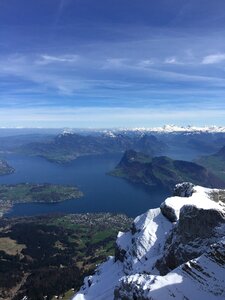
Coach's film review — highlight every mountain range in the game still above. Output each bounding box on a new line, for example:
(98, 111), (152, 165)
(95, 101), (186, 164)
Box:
(18, 132), (166, 163)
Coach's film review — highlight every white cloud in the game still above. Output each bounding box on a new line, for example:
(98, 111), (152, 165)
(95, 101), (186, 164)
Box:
(37, 54), (79, 65)
(164, 57), (178, 64)
(202, 53), (225, 64)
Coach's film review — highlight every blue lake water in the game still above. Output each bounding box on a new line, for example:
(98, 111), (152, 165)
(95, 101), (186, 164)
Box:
(0, 154), (170, 218)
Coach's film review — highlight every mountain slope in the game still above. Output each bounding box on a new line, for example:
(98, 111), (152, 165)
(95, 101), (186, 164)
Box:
(197, 145), (225, 180)
(73, 183), (225, 300)
(110, 150), (225, 189)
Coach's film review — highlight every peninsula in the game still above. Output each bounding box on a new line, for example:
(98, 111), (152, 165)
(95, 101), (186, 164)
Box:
(110, 150), (225, 190)
(0, 183), (83, 216)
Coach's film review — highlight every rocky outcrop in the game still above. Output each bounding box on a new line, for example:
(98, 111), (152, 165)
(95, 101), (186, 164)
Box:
(156, 204), (225, 275)
(173, 182), (194, 197)
(114, 240), (225, 300)
(73, 183), (225, 300)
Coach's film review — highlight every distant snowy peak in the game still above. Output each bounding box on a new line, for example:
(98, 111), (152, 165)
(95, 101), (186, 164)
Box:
(60, 128), (75, 136)
(102, 130), (117, 138)
(130, 125), (225, 133)
(101, 125), (225, 137)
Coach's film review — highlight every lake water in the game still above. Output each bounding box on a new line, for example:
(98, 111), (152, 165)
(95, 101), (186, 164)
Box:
(0, 154), (170, 218)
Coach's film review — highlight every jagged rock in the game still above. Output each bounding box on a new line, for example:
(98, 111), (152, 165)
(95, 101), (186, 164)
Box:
(73, 184), (225, 300)
(160, 201), (177, 222)
(114, 240), (225, 300)
(156, 205), (225, 275)
(173, 182), (195, 197)
(160, 182), (195, 222)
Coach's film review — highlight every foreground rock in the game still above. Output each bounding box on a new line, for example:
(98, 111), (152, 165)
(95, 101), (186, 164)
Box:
(73, 183), (225, 300)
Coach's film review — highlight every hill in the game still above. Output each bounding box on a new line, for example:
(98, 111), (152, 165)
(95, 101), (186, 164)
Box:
(110, 150), (225, 189)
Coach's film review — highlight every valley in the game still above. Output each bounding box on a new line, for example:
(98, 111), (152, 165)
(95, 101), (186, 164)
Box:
(0, 213), (132, 299)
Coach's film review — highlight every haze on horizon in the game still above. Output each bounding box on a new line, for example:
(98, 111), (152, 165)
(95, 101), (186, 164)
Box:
(1, 0), (225, 128)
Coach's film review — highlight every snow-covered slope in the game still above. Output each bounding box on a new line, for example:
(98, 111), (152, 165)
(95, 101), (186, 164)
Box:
(73, 183), (225, 300)
(115, 239), (225, 300)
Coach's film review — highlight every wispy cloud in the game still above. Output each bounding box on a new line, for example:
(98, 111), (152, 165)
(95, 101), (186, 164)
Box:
(164, 57), (178, 64)
(1, 2), (225, 128)
(36, 54), (79, 65)
(202, 53), (225, 64)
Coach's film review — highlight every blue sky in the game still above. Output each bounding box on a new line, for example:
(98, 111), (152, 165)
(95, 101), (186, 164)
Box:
(1, 0), (225, 127)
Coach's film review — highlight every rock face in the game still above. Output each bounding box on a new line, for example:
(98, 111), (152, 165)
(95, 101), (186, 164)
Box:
(173, 182), (195, 197)
(114, 240), (225, 300)
(73, 183), (225, 300)
(156, 205), (225, 275)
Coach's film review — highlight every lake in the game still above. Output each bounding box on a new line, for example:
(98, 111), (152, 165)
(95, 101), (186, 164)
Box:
(0, 154), (170, 218)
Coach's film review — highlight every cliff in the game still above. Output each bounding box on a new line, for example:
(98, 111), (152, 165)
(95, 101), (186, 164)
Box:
(73, 182), (225, 300)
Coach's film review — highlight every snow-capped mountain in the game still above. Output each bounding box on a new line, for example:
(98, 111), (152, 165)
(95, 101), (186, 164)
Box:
(73, 183), (225, 300)
(151, 125), (225, 133)
(121, 125), (225, 134)
(58, 125), (225, 136)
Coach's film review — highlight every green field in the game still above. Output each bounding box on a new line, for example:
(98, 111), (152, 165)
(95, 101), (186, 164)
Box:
(0, 213), (132, 300)
(0, 183), (83, 216)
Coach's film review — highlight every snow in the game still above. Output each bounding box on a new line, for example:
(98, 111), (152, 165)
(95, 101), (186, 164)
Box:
(93, 125), (225, 137)
(73, 185), (225, 300)
(119, 208), (173, 274)
(130, 125), (225, 133)
(61, 128), (74, 135)
(73, 257), (124, 300)
(161, 186), (224, 221)
(118, 240), (225, 299)
(116, 231), (131, 252)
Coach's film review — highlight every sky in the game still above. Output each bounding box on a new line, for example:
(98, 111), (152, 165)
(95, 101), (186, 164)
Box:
(1, 0), (225, 128)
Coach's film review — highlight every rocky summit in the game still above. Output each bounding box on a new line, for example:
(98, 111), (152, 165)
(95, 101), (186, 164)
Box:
(73, 183), (225, 300)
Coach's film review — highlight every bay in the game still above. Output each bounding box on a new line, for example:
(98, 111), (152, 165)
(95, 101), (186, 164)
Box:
(0, 154), (169, 218)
